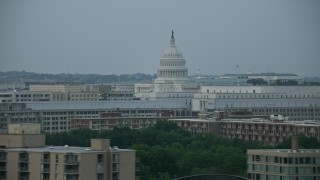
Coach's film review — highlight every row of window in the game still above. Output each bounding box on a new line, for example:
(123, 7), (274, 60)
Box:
(43, 126), (68, 130)
(15, 94), (50, 98)
(43, 121), (68, 125)
(250, 155), (320, 164)
(200, 94), (315, 99)
(249, 173), (318, 180)
(249, 164), (320, 174)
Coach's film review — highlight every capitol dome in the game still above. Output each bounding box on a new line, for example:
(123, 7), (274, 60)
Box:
(161, 34), (184, 59)
(155, 31), (189, 83)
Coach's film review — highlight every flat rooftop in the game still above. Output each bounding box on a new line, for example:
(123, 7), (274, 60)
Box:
(248, 149), (320, 155)
(221, 119), (320, 127)
(4, 146), (134, 153)
(169, 118), (217, 122)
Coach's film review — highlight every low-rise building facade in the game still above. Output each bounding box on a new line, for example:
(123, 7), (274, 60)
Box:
(0, 124), (136, 180)
(0, 100), (192, 133)
(168, 118), (220, 136)
(220, 119), (320, 146)
(248, 148), (320, 180)
(247, 137), (320, 180)
(193, 86), (320, 121)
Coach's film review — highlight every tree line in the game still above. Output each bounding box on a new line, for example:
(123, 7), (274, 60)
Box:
(46, 121), (320, 179)
(0, 71), (155, 84)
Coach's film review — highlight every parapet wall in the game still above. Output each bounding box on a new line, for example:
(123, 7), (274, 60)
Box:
(8, 123), (41, 134)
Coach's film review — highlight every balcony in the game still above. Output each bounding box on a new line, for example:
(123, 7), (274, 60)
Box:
(0, 166), (6, 171)
(42, 168), (50, 173)
(18, 176), (29, 180)
(42, 159), (50, 164)
(19, 158), (29, 162)
(0, 157), (6, 162)
(97, 163), (105, 173)
(0, 175), (7, 180)
(19, 167), (29, 172)
(64, 169), (79, 174)
(64, 177), (78, 180)
(112, 158), (119, 163)
(64, 160), (79, 165)
(112, 164), (119, 172)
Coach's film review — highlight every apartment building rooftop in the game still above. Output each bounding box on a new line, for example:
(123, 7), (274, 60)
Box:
(0, 124), (137, 180)
(248, 149), (320, 154)
(4, 145), (135, 153)
(247, 136), (320, 179)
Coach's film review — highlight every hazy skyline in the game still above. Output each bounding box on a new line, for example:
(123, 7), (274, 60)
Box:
(1, 0), (319, 77)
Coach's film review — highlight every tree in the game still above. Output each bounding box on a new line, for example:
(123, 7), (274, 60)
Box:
(304, 81), (320, 86)
(247, 78), (268, 86)
(274, 80), (299, 86)
(276, 135), (320, 149)
(46, 121), (270, 179)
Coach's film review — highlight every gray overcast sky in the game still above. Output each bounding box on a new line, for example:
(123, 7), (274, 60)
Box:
(1, 0), (319, 77)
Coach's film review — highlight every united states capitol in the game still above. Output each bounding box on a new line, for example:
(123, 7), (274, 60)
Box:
(0, 31), (319, 143)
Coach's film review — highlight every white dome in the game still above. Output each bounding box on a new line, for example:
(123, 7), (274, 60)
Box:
(161, 39), (184, 59)
(155, 31), (189, 83)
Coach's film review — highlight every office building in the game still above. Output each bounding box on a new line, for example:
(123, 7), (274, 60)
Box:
(193, 86), (320, 121)
(0, 99), (192, 133)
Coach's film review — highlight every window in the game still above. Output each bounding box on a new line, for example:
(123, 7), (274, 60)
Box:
(306, 157), (311, 164)
(98, 154), (104, 163)
(299, 157), (304, 164)
(255, 155), (260, 161)
(112, 154), (119, 163)
(98, 173), (104, 180)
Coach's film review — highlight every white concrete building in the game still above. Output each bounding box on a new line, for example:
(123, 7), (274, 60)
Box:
(220, 73), (304, 85)
(103, 84), (135, 101)
(193, 86), (320, 121)
(0, 91), (53, 103)
(29, 84), (86, 93)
